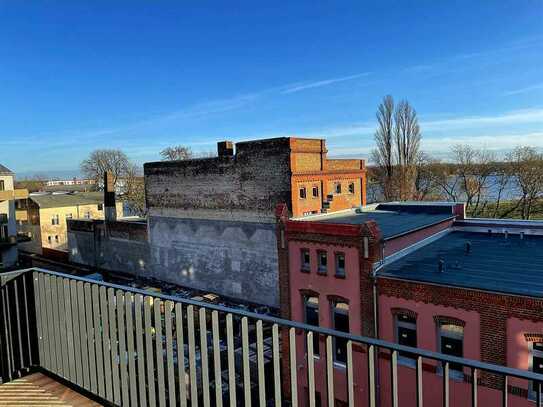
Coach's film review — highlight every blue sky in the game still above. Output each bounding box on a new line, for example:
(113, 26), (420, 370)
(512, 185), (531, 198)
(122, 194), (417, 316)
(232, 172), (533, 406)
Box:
(1, 1), (542, 177)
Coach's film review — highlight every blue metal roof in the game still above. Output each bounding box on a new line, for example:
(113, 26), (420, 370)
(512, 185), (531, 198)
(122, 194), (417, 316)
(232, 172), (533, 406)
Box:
(378, 231), (543, 298)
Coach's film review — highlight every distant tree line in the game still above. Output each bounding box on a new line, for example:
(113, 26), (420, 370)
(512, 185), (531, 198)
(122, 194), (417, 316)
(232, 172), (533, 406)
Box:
(370, 95), (543, 219)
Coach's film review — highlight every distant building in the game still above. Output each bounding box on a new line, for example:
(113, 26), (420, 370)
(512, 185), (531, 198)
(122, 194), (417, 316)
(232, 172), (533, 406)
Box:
(277, 202), (543, 406)
(68, 137), (366, 307)
(45, 178), (96, 187)
(0, 164), (28, 269)
(17, 191), (123, 257)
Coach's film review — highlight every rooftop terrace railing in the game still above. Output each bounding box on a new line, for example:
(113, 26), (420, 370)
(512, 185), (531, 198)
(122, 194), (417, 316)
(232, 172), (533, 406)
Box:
(0, 267), (542, 407)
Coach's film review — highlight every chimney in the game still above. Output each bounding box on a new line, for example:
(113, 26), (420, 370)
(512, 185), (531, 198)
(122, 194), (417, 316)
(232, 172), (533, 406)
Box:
(217, 141), (234, 157)
(104, 171), (117, 222)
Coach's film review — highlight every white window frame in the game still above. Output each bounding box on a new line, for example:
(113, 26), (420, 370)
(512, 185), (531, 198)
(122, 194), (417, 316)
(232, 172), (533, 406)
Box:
(395, 314), (417, 367)
(437, 323), (464, 380)
(529, 342), (543, 401)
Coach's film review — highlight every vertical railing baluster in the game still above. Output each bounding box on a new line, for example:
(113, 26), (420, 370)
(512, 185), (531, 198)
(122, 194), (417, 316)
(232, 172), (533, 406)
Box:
(49, 277), (61, 376)
(117, 290), (129, 406)
(64, 279), (76, 384)
(57, 278), (68, 378)
(502, 375), (508, 407)
(368, 345), (376, 407)
(135, 294), (147, 407)
(22, 274), (33, 368)
(78, 281), (90, 389)
(391, 350), (398, 407)
(154, 298), (166, 407)
(537, 381), (541, 407)
(1, 282), (14, 379)
(175, 303), (187, 407)
(12, 280), (25, 374)
(416, 356), (423, 407)
(272, 324), (281, 407)
(70, 280), (82, 386)
(125, 292), (138, 407)
(289, 327), (298, 407)
(443, 362), (449, 407)
(241, 316), (251, 407)
(226, 313), (237, 407)
(84, 283), (97, 394)
(256, 320), (266, 407)
(471, 368), (478, 407)
(200, 308), (211, 407)
(144, 296), (156, 407)
(92, 284), (105, 399)
(32, 272), (43, 368)
(108, 287), (120, 405)
(326, 335), (334, 407)
(100, 286), (113, 402)
(165, 300), (177, 407)
(45, 275), (57, 374)
(307, 331), (315, 407)
(212, 310), (223, 407)
(187, 305), (198, 407)
(346, 340), (354, 407)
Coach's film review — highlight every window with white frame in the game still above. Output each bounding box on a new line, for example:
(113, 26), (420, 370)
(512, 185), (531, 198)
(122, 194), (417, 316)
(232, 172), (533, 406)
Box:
(317, 251), (327, 274)
(334, 182), (341, 194)
(304, 296), (320, 356)
(299, 186), (307, 199)
(395, 313), (417, 364)
(348, 182), (355, 194)
(0, 180), (4, 191)
(438, 323), (464, 376)
(530, 342), (543, 400)
(332, 301), (349, 364)
(300, 248), (310, 272)
(51, 214), (60, 225)
(312, 186), (319, 198)
(335, 253), (345, 277)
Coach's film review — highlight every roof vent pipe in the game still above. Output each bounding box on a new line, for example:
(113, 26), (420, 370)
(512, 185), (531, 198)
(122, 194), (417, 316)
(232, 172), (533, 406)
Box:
(465, 241), (471, 254)
(438, 258), (445, 273)
(504, 230), (509, 240)
(520, 231), (525, 240)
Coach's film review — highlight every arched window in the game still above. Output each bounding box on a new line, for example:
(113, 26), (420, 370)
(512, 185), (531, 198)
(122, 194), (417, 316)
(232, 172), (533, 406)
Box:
(435, 316), (465, 376)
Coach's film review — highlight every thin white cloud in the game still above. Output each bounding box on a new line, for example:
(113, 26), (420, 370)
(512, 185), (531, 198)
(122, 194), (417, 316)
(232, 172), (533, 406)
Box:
(504, 83), (543, 96)
(422, 132), (543, 152)
(281, 72), (371, 94)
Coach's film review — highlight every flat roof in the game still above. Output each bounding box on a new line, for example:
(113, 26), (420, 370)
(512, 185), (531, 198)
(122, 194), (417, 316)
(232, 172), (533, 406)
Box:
(29, 192), (103, 208)
(303, 202), (457, 239)
(378, 231), (543, 298)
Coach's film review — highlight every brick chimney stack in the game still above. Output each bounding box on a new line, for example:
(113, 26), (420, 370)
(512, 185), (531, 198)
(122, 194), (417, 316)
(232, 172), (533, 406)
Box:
(104, 171), (117, 222)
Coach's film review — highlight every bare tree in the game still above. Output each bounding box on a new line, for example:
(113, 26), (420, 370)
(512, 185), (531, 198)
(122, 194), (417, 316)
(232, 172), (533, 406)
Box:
(507, 146), (543, 219)
(413, 152), (439, 200)
(80, 149), (130, 187)
(430, 162), (462, 202)
(394, 100), (421, 200)
(160, 145), (193, 161)
(371, 95), (395, 200)
(122, 164), (146, 217)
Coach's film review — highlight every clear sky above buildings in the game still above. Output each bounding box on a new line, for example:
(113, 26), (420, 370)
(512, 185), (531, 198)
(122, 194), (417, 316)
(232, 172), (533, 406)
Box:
(1, 1), (542, 176)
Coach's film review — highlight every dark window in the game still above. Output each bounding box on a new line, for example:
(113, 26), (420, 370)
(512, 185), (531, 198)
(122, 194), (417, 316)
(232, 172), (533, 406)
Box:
(0, 180), (4, 191)
(439, 324), (464, 373)
(335, 253), (345, 277)
(51, 215), (59, 225)
(299, 187), (307, 199)
(312, 186), (319, 198)
(304, 296), (320, 355)
(396, 314), (417, 361)
(531, 343), (543, 400)
(348, 182), (355, 194)
(317, 251), (327, 274)
(301, 249), (310, 272)
(98, 203), (104, 211)
(335, 183), (342, 194)
(54, 235), (59, 243)
(332, 302), (349, 363)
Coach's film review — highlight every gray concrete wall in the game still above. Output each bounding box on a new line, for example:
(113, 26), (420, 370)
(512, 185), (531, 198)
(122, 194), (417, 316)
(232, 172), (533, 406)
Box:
(68, 217), (279, 307)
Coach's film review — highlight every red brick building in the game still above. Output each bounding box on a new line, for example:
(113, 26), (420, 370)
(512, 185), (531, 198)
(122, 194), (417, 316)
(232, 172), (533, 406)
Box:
(277, 203), (543, 406)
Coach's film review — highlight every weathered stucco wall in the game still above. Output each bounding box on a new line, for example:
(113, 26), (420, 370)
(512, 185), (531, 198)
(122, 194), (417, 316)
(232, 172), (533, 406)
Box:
(68, 217), (279, 307)
(144, 137), (293, 222)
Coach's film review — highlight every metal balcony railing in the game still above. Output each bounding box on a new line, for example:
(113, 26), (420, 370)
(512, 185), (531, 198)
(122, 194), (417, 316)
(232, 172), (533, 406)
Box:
(0, 267), (542, 407)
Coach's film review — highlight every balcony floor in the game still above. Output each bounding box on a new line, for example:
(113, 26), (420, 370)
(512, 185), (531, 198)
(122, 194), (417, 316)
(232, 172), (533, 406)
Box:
(0, 373), (101, 406)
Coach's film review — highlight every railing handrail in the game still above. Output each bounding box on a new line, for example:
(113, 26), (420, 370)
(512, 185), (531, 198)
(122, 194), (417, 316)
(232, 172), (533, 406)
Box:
(7, 266), (543, 383)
